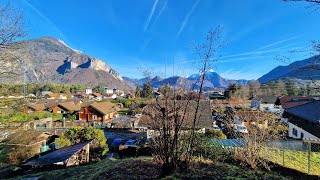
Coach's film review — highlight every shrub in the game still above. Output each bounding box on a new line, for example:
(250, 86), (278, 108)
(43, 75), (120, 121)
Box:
(54, 126), (108, 160)
(205, 130), (227, 139)
(33, 111), (52, 119)
(65, 114), (76, 121)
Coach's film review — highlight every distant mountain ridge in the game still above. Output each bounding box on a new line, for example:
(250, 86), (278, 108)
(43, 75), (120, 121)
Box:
(124, 72), (249, 89)
(258, 56), (320, 83)
(0, 37), (132, 90)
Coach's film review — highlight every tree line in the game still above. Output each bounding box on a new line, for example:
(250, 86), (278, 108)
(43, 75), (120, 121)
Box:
(224, 79), (320, 99)
(0, 83), (86, 96)
(135, 82), (154, 98)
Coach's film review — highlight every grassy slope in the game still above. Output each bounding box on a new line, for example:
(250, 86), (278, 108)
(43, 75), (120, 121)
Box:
(262, 148), (320, 176)
(17, 158), (291, 180)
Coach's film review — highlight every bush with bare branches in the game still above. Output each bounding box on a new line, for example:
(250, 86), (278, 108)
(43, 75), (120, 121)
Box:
(140, 27), (224, 175)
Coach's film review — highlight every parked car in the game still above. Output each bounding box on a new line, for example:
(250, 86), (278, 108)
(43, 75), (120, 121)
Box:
(265, 107), (281, 114)
(212, 125), (221, 131)
(124, 139), (139, 146)
(119, 139), (140, 150)
(111, 138), (126, 151)
(235, 125), (248, 134)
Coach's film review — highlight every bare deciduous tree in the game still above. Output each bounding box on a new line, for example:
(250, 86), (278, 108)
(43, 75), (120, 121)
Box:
(0, 2), (27, 79)
(187, 26), (224, 161)
(0, 2), (26, 46)
(140, 27), (224, 175)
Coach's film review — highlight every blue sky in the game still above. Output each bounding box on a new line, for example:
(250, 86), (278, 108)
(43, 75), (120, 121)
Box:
(10, 0), (320, 80)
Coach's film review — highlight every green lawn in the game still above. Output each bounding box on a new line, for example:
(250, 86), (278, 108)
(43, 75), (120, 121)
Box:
(118, 108), (129, 115)
(52, 113), (63, 121)
(262, 147), (320, 176)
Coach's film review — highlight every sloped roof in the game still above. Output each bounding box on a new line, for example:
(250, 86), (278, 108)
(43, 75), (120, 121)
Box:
(28, 104), (46, 111)
(287, 101), (320, 123)
(34, 99), (81, 109)
(2, 131), (49, 146)
(92, 92), (102, 97)
(80, 101), (96, 108)
(278, 96), (315, 109)
(58, 101), (80, 112)
(35, 99), (60, 109)
(90, 102), (120, 115)
(24, 140), (93, 167)
(47, 93), (66, 98)
(236, 110), (272, 122)
(139, 100), (212, 129)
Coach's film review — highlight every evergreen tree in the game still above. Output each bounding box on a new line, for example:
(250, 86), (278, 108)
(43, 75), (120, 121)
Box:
(142, 82), (153, 98)
(135, 85), (141, 98)
(158, 85), (172, 96)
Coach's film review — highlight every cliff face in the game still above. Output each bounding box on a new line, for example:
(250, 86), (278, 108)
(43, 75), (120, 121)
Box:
(0, 37), (130, 89)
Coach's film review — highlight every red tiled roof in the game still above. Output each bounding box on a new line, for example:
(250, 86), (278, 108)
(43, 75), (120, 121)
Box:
(279, 96), (315, 110)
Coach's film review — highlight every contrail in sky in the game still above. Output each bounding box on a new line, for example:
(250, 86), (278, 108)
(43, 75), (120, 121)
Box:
(176, 0), (200, 38)
(144, 0), (159, 32)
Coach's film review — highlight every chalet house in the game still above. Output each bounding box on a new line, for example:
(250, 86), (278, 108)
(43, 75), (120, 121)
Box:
(73, 93), (93, 99)
(251, 96), (277, 110)
(24, 140), (93, 167)
(285, 101), (320, 140)
(24, 104), (47, 113)
(85, 88), (92, 94)
(45, 93), (67, 100)
(103, 93), (117, 99)
(235, 110), (272, 129)
(92, 92), (103, 101)
(52, 101), (81, 114)
(104, 87), (114, 94)
(138, 100), (213, 136)
(41, 91), (53, 97)
(77, 101), (120, 125)
(209, 91), (224, 99)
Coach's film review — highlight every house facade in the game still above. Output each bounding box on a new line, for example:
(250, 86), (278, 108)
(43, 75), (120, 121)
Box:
(288, 122), (318, 139)
(92, 92), (103, 101)
(52, 101), (80, 114)
(85, 88), (92, 95)
(45, 93), (67, 100)
(23, 104), (46, 113)
(234, 110), (270, 129)
(77, 102), (119, 125)
(251, 96), (277, 110)
(285, 101), (320, 140)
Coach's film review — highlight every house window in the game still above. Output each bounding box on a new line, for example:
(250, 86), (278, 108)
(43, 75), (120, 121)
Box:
(292, 128), (298, 136)
(92, 115), (97, 120)
(301, 132), (304, 139)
